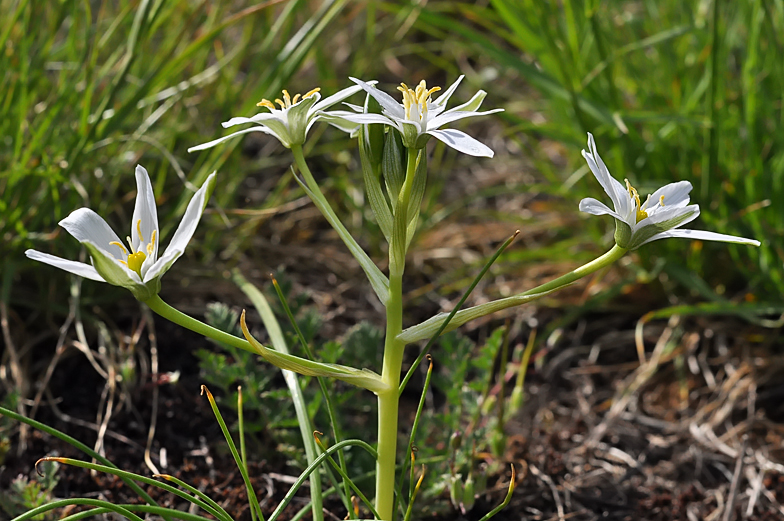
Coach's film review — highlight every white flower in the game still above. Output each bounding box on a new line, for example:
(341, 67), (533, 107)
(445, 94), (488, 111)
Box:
(26, 165), (216, 301)
(579, 133), (760, 250)
(188, 84), (368, 151)
(320, 75), (503, 157)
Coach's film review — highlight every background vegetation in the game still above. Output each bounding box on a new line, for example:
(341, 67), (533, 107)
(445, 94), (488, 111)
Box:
(1, 0), (782, 517)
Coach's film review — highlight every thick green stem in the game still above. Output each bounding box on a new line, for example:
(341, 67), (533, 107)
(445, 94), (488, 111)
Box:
(375, 148), (419, 520)
(144, 294), (255, 353)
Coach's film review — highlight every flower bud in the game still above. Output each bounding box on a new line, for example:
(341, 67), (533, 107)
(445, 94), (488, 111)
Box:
(449, 474), (463, 510)
(461, 473), (476, 513)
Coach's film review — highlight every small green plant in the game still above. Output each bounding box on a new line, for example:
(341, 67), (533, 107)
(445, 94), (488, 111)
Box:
(0, 459), (59, 521)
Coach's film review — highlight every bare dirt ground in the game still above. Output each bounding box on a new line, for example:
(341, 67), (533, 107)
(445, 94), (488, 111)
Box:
(3, 144), (784, 521)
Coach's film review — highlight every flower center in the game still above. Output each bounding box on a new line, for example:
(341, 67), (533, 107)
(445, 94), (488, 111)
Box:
(625, 179), (665, 223)
(397, 80), (441, 121)
(109, 220), (157, 277)
(256, 88), (321, 111)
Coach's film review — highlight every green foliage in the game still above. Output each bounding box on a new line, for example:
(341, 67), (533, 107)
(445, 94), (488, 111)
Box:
(0, 459), (59, 521)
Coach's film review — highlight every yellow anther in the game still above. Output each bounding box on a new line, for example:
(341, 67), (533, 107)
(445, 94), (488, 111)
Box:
(292, 93), (301, 104)
(282, 90), (292, 107)
(146, 230), (157, 256)
(109, 241), (128, 256)
(136, 219), (144, 243)
(624, 179), (649, 222)
(274, 98), (286, 110)
(303, 87), (320, 98)
(256, 99), (276, 109)
(127, 251), (147, 277)
(659, 195), (665, 207)
(126, 236), (135, 253)
(398, 80), (441, 121)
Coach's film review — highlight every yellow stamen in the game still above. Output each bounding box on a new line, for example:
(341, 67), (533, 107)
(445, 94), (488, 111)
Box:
(126, 236), (135, 253)
(109, 241), (128, 256)
(659, 195), (665, 207)
(119, 260), (128, 266)
(146, 230), (157, 256)
(282, 90), (292, 107)
(398, 80), (441, 121)
(291, 93), (301, 104)
(136, 219), (144, 243)
(625, 179), (648, 223)
(274, 98), (286, 110)
(258, 88), (320, 111)
(303, 87), (321, 98)
(256, 99), (276, 109)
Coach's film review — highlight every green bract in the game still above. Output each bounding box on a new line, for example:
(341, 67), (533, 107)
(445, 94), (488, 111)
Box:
(26, 166), (215, 301)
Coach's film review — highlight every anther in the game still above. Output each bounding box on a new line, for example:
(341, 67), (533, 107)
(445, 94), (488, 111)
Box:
(659, 195), (665, 207)
(303, 87), (321, 98)
(136, 219), (144, 243)
(109, 241), (128, 256)
(257, 99), (276, 109)
(282, 90), (292, 107)
(275, 98), (286, 110)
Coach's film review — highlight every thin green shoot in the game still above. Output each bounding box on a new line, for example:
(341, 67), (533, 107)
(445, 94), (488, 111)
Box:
(200, 386), (265, 521)
(270, 275), (354, 514)
(476, 465), (516, 521)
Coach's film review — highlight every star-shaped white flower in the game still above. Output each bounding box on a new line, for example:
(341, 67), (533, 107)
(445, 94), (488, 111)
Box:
(188, 84), (368, 151)
(26, 165), (216, 301)
(578, 133), (759, 250)
(320, 75), (503, 157)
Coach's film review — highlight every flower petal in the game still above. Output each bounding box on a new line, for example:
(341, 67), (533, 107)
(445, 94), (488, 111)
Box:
(428, 128), (494, 157)
(311, 83), (369, 112)
(349, 77), (405, 119)
(188, 127), (279, 152)
(638, 229), (761, 247)
(638, 204), (699, 229)
(583, 133), (629, 216)
(59, 208), (125, 260)
(319, 110), (393, 126)
(25, 250), (105, 281)
(427, 108), (503, 131)
(441, 89), (489, 114)
(578, 198), (622, 219)
(132, 165), (159, 270)
(432, 75), (464, 108)
(145, 173), (216, 282)
(648, 180), (692, 209)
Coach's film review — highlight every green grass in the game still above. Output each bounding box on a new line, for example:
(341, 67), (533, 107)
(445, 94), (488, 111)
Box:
(401, 0), (780, 299)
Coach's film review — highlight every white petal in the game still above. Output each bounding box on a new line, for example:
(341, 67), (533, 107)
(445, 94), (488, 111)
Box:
(25, 250), (105, 281)
(349, 77), (405, 119)
(428, 128), (494, 157)
(442, 89), (489, 114)
(223, 114), (280, 127)
(188, 127), (279, 152)
(578, 198), (622, 219)
(427, 108), (503, 131)
(648, 180), (692, 209)
(583, 133), (629, 216)
(638, 204), (699, 229)
(311, 84), (365, 112)
(132, 165), (159, 263)
(638, 229), (761, 247)
(320, 111), (393, 126)
(432, 75), (464, 108)
(59, 208), (125, 260)
(341, 102), (365, 113)
(145, 173), (215, 282)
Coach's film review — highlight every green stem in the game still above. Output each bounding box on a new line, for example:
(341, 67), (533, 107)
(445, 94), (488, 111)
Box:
(397, 244), (628, 344)
(143, 294), (254, 353)
(376, 148), (420, 521)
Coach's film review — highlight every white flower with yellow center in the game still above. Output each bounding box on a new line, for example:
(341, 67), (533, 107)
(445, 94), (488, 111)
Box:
(188, 84), (368, 151)
(321, 75), (503, 156)
(579, 133), (760, 249)
(26, 165), (216, 301)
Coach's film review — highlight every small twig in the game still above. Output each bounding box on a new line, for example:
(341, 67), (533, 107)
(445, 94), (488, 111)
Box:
(1, 300), (29, 453)
(530, 464), (565, 521)
(722, 436), (747, 521)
